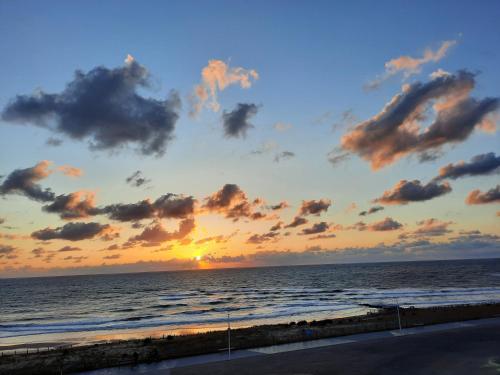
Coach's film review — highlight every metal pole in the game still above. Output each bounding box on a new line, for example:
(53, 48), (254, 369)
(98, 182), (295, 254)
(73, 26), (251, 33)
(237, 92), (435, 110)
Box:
(227, 313), (231, 360)
(395, 299), (402, 332)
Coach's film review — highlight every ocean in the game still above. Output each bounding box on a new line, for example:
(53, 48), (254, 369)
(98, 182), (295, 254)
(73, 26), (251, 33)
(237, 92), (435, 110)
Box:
(2, 258), (500, 347)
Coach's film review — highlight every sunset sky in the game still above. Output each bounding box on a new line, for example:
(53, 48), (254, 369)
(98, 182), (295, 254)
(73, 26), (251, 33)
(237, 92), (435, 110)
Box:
(0, 0), (499, 277)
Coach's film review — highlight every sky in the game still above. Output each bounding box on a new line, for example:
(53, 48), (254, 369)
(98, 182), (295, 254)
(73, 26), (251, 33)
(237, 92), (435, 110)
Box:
(0, 0), (499, 278)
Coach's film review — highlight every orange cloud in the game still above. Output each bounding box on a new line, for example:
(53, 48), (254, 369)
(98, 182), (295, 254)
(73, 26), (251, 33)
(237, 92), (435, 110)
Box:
(57, 165), (83, 178)
(190, 59), (258, 115)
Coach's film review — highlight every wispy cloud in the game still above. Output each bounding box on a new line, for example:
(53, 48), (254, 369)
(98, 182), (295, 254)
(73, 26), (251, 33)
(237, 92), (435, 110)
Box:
(365, 40), (457, 90)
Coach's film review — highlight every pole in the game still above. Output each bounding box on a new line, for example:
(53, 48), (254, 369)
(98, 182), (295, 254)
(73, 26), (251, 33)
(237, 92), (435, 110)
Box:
(227, 313), (231, 360)
(395, 299), (402, 332)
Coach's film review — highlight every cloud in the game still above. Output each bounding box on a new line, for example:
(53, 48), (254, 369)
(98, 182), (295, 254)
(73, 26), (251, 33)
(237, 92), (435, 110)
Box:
(466, 185), (500, 205)
(202, 254), (246, 263)
(242, 232), (500, 266)
(31, 222), (112, 241)
(273, 122), (292, 132)
(411, 218), (453, 237)
(328, 151), (351, 166)
(31, 247), (48, 258)
(2, 56), (181, 156)
(309, 233), (337, 240)
(0, 161), (55, 202)
(46, 137), (63, 147)
(129, 218), (195, 246)
(190, 59), (258, 115)
(300, 222), (329, 235)
(270, 221), (284, 231)
(43, 191), (99, 220)
(194, 235), (230, 245)
(58, 245), (82, 252)
(103, 254), (121, 260)
(367, 217), (403, 231)
(342, 71), (500, 170)
(0, 245), (16, 259)
(434, 152), (500, 181)
(222, 103), (258, 138)
(100, 194), (196, 222)
(246, 231), (279, 244)
(274, 151), (295, 163)
(63, 255), (88, 263)
(359, 206), (384, 216)
(4, 231), (499, 277)
(202, 184), (267, 221)
(0, 258), (200, 277)
(126, 170), (151, 187)
(344, 202), (357, 214)
(57, 165), (83, 178)
(284, 216), (308, 228)
(250, 141), (278, 155)
(374, 179), (452, 205)
(365, 40), (456, 90)
(269, 201), (289, 211)
(299, 199), (332, 216)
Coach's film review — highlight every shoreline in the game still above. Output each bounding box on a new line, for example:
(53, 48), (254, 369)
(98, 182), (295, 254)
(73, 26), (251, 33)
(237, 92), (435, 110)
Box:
(1, 303), (500, 375)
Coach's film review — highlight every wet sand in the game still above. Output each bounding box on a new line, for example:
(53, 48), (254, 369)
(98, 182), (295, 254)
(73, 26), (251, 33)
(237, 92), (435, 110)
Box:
(1, 303), (500, 375)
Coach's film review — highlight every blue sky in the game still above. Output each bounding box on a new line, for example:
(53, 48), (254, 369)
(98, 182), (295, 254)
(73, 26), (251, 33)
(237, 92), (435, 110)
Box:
(0, 1), (499, 276)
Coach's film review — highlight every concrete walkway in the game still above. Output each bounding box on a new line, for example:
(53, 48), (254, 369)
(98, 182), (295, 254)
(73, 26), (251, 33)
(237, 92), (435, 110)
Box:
(78, 317), (500, 375)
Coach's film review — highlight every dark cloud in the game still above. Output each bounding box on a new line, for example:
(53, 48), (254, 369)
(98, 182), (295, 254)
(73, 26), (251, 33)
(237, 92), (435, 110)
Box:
(270, 221), (283, 231)
(269, 201), (289, 211)
(411, 218), (453, 237)
(328, 151), (351, 166)
(63, 255), (88, 263)
(300, 222), (329, 235)
(284, 216), (308, 228)
(0, 161), (55, 202)
(274, 151), (295, 163)
(103, 254), (121, 260)
(203, 184), (267, 221)
(42, 191), (99, 219)
(359, 206), (384, 216)
(58, 245), (82, 252)
(31, 222), (112, 241)
(126, 170), (151, 187)
(309, 233), (337, 240)
(2, 57), (181, 156)
(100, 194), (196, 222)
(31, 247), (46, 258)
(299, 199), (332, 216)
(46, 137), (63, 147)
(466, 185), (500, 205)
(202, 254), (246, 263)
(222, 103), (258, 138)
(0, 245), (16, 258)
(246, 231), (279, 244)
(374, 180), (452, 205)
(339, 71), (500, 170)
(435, 152), (500, 181)
(368, 217), (403, 231)
(129, 218), (195, 246)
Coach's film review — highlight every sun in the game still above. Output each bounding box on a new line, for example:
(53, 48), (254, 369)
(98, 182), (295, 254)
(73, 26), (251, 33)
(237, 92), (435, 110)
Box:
(195, 255), (202, 261)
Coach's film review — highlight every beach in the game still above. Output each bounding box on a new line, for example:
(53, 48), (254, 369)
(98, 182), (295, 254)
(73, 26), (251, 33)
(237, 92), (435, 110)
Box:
(2, 303), (500, 374)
